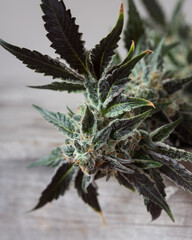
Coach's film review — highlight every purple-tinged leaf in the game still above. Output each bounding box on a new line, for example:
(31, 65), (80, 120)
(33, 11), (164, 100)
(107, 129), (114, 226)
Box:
(0, 39), (83, 83)
(33, 162), (75, 210)
(74, 169), (101, 213)
(41, 0), (88, 74)
(124, 167), (174, 221)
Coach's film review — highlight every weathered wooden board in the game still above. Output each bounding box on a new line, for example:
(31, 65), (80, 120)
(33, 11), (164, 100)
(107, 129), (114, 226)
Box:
(0, 77), (192, 240)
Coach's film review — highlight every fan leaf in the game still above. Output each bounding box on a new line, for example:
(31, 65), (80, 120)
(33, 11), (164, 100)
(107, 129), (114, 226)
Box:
(147, 148), (192, 193)
(33, 162), (75, 210)
(124, 167), (174, 221)
(151, 142), (192, 163)
(0, 39), (83, 83)
(33, 105), (76, 138)
(74, 169), (101, 213)
(144, 169), (166, 221)
(41, 0), (88, 74)
(116, 172), (135, 191)
(28, 147), (64, 168)
(124, 0), (145, 50)
(29, 81), (85, 93)
(90, 4), (124, 79)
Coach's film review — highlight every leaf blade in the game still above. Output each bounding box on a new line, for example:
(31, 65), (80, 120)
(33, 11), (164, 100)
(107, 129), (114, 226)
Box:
(33, 105), (76, 138)
(74, 169), (101, 213)
(150, 118), (181, 142)
(124, 167), (174, 221)
(163, 75), (192, 94)
(103, 95), (154, 117)
(33, 162), (75, 210)
(90, 4), (124, 79)
(28, 147), (64, 168)
(99, 50), (151, 102)
(111, 110), (151, 140)
(0, 39), (83, 83)
(41, 0), (88, 74)
(82, 106), (96, 135)
(29, 81), (85, 93)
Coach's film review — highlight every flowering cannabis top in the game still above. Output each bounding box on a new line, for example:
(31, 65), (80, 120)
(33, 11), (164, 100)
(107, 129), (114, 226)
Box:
(1, 0), (192, 222)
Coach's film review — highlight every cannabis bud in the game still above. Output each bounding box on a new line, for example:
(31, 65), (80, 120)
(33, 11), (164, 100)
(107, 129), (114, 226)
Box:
(1, 0), (192, 222)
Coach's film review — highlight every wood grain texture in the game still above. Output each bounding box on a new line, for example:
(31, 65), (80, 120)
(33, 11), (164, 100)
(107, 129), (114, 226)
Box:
(0, 76), (192, 240)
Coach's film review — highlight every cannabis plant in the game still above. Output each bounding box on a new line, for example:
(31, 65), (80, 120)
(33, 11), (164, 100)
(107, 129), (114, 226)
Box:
(1, 0), (192, 222)
(121, 0), (192, 145)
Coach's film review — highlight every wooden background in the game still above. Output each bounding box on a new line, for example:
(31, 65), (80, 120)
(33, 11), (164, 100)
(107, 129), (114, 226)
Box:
(0, 76), (192, 240)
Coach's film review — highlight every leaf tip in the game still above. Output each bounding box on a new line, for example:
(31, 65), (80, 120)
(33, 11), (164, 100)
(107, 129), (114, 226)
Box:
(145, 50), (153, 54)
(148, 101), (156, 108)
(131, 40), (135, 48)
(120, 3), (124, 14)
(99, 211), (107, 225)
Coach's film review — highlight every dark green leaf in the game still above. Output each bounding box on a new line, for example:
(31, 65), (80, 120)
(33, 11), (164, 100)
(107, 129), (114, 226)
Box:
(149, 142), (192, 163)
(82, 106), (96, 134)
(116, 172), (135, 191)
(90, 4), (124, 79)
(85, 78), (99, 106)
(67, 106), (75, 118)
(150, 118), (181, 142)
(142, 0), (166, 26)
(147, 148), (192, 193)
(41, 0), (88, 74)
(33, 162), (75, 210)
(149, 101), (171, 115)
(132, 159), (163, 169)
(144, 169), (166, 221)
(124, 0), (145, 50)
(92, 126), (112, 150)
(29, 81), (85, 92)
(111, 110), (151, 140)
(28, 147), (64, 168)
(103, 95), (154, 117)
(0, 39), (83, 83)
(107, 41), (135, 76)
(163, 75), (192, 94)
(106, 156), (134, 174)
(124, 167), (174, 221)
(99, 50), (151, 102)
(74, 169), (101, 213)
(33, 105), (76, 138)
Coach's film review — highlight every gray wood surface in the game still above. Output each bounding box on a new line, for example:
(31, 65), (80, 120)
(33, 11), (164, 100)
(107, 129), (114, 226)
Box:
(0, 77), (192, 240)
